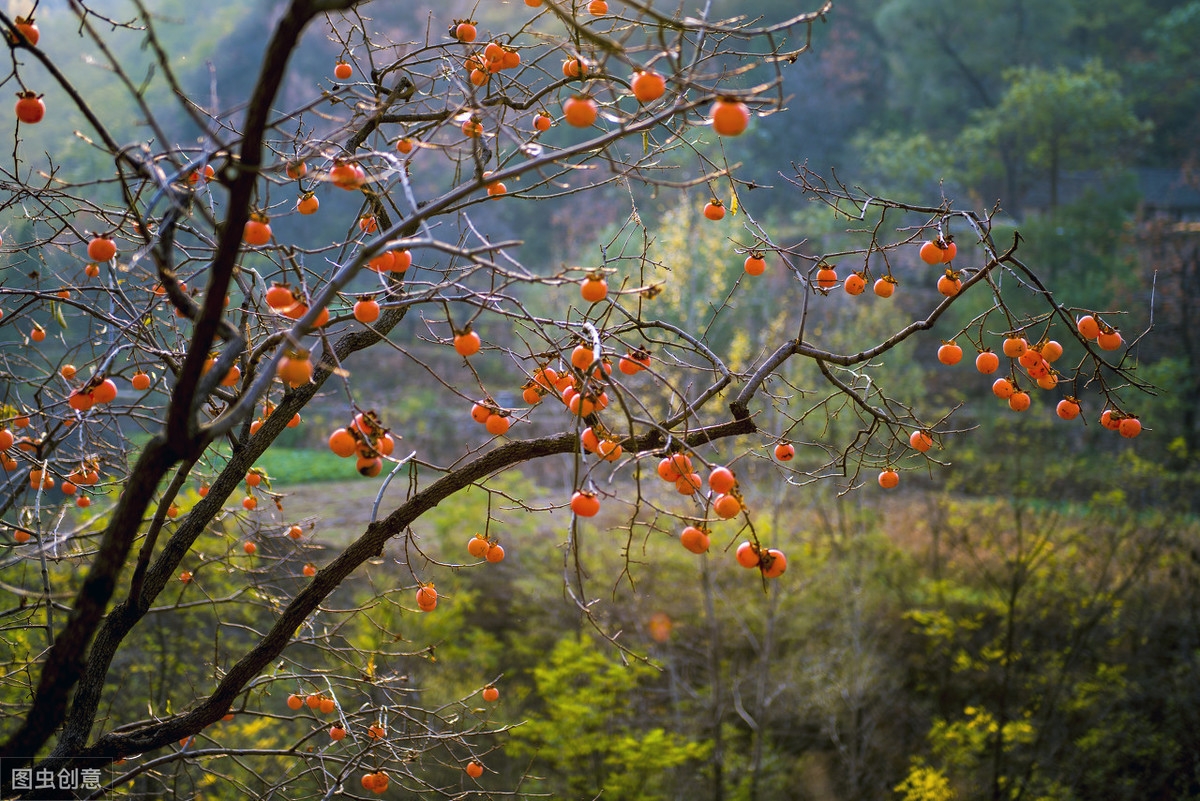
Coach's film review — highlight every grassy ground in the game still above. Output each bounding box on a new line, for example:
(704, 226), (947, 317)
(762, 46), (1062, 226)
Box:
(270, 470), (414, 543)
(251, 448), (351, 486)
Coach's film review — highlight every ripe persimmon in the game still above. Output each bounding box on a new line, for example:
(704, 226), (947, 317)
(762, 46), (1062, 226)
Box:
(243, 213), (272, 246)
(1056, 398), (1081, 420)
(453, 20), (477, 42)
(570, 343), (595, 370)
(329, 160), (365, 190)
(454, 329), (482, 356)
(87, 235), (116, 262)
(29, 469), (52, 490)
(1007, 391), (1031, 412)
(675, 472), (702, 495)
(878, 469), (899, 489)
(816, 264), (838, 290)
(909, 431), (933, 452)
(708, 466), (736, 494)
(354, 297), (381, 323)
(482, 685), (500, 702)
(631, 70), (666, 103)
(1118, 416), (1142, 438)
(367, 250), (396, 273)
(416, 584), (438, 611)
(562, 57), (588, 79)
(667, 453), (694, 476)
(735, 541), (760, 568)
(844, 272), (866, 295)
(1076, 314), (1101, 340)
(774, 442), (795, 461)
(703, 199), (726, 220)
(580, 427), (602, 454)
(567, 392), (600, 417)
(919, 238), (954, 265)
(937, 342), (963, 366)
(484, 412), (510, 436)
(936, 271), (961, 297)
(485, 542), (505, 563)
(467, 534), (489, 558)
(534, 112), (552, 132)
(68, 390), (95, 412)
(571, 490), (600, 517)
(618, 349), (651, 374)
(328, 428), (358, 457)
(744, 252), (766, 276)
(657, 457), (682, 482)
(988, 376), (1017, 398)
(713, 493), (742, 519)
(265, 283), (296, 311)
(93, 376), (119, 400)
(1002, 336), (1028, 359)
(334, 61), (352, 80)
(710, 97), (750, 136)
(277, 350), (313, 388)
(13, 17), (39, 46)
(680, 525), (710, 554)
(187, 164), (215, 185)
(470, 402), (493, 425)
(329, 725), (347, 741)
(976, 351), (1000, 374)
(581, 274), (608, 302)
(874, 275), (897, 298)
(15, 91), (45, 124)
(1096, 327), (1123, 351)
(760, 548), (787, 579)
(466, 761), (484, 779)
(563, 94), (598, 127)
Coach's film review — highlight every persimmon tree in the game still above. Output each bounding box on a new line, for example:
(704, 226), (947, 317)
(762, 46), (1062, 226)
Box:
(0, 0), (1151, 797)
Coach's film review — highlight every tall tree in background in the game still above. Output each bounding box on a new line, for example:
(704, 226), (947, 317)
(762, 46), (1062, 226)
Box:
(958, 60), (1151, 215)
